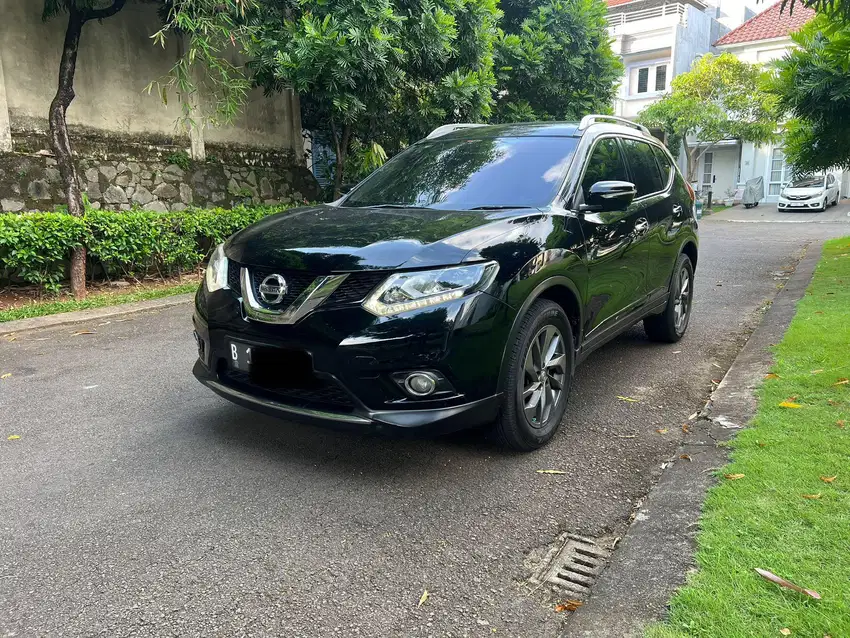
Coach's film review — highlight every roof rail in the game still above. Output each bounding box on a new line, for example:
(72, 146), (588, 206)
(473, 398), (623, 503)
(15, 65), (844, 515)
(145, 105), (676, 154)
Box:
(578, 115), (650, 135)
(426, 123), (489, 140)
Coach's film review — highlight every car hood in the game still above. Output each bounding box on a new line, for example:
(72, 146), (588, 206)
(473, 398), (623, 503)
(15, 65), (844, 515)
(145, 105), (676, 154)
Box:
(783, 187), (824, 197)
(224, 204), (542, 272)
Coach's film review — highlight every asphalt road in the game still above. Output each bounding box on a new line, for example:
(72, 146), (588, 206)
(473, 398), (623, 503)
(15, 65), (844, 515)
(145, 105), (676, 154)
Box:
(2, 209), (849, 638)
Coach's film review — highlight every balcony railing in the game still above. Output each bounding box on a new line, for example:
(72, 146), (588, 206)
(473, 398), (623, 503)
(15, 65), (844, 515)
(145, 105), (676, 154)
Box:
(607, 3), (689, 32)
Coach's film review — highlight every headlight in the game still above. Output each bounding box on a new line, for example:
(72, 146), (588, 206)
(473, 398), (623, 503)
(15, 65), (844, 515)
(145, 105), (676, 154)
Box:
(204, 243), (229, 292)
(363, 262), (499, 316)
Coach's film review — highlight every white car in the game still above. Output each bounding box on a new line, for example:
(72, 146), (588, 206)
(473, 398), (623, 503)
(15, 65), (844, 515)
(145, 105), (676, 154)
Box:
(778, 174), (841, 212)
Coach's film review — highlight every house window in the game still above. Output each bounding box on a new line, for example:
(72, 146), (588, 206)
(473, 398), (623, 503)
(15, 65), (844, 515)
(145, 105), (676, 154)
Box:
(655, 65), (667, 91)
(702, 152), (714, 188)
(637, 67), (649, 94)
(768, 148), (787, 195)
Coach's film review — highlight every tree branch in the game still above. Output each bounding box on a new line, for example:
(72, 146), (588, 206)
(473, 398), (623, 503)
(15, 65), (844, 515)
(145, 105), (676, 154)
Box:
(81, 0), (127, 22)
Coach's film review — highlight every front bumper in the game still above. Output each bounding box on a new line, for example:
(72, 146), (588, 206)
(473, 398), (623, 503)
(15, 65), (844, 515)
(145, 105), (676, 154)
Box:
(192, 286), (511, 436)
(778, 196), (824, 211)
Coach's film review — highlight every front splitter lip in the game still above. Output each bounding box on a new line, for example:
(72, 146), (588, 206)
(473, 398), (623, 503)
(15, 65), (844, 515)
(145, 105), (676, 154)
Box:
(192, 360), (502, 436)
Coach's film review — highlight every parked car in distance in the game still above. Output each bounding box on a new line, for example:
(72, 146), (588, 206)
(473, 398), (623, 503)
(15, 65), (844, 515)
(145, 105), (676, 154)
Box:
(192, 116), (699, 451)
(778, 174), (841, 212)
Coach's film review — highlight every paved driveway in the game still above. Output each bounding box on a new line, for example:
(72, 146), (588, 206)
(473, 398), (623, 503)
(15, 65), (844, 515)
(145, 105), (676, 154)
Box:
(1, 216), (849, 637)
(710, 199), (850, 223)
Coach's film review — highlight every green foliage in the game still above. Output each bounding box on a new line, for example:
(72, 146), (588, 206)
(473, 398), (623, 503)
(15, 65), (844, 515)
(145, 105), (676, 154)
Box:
(492, 0), (622, 122)
(783, 0), (850, 21)
(638, 53), (779, 181)
(148, 0), (256, 129)
(0, 205), (295, 293)
(165, 150), (192, 171)
(0, 213), (86, 294)
(772, 15), (850, 174)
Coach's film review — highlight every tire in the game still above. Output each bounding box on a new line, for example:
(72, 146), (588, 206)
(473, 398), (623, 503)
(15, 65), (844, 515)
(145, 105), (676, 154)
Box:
(644, 253), (694, 343)
(493, 299), (573, 452)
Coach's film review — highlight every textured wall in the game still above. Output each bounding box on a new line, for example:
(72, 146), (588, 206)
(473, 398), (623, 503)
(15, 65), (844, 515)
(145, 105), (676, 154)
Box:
(0, 0), (301, 152)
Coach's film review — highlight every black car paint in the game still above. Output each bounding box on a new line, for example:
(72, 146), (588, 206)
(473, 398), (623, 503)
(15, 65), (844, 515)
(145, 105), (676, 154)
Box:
(193, 122), (698, 435)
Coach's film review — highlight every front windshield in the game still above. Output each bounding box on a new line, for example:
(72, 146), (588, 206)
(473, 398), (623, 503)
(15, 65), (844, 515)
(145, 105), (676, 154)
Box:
(341, 136), (579, 211)
(789, 176), (824, 188)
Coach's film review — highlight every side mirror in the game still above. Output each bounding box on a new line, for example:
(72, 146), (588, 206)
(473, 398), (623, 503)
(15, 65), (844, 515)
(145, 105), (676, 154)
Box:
(580, 181), (637, 213)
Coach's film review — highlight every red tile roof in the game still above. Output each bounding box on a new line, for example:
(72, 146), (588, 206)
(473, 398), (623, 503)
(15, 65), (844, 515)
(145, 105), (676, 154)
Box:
(714, 1), (815, 46)
(607, 0), (634, 6)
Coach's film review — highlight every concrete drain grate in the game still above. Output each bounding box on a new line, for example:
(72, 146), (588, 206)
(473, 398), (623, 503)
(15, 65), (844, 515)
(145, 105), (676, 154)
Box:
(530, 533), (612, 599)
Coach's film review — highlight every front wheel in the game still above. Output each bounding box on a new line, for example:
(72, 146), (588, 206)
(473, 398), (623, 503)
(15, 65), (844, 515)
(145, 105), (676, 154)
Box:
(493, 300), (573, 452)
(644, 253), (694, 343)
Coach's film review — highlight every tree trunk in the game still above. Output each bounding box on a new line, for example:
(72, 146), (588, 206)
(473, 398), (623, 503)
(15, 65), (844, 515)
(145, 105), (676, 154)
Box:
(49, 8), (87, 298)
(331, 122), (352, 200)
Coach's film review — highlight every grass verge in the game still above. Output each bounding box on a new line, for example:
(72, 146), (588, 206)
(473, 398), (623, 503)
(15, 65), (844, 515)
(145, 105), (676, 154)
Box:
(646, 237), (850, 638)
(0, 281), (198, 323)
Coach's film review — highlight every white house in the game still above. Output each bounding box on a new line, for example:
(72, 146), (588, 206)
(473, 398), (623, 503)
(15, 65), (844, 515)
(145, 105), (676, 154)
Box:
(607, 0), (751, 120)
(708, 1), (832, 202)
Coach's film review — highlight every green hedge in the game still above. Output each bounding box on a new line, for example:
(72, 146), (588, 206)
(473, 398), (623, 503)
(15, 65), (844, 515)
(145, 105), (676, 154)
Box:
(0, 205), (295, 293)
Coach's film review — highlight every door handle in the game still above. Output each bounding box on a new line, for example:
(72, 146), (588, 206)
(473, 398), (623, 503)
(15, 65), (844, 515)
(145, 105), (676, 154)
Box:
(634, 218), (649, 236)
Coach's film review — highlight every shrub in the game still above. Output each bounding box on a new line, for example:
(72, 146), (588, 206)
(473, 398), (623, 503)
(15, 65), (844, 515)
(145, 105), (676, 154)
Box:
(0, 204), (296, 292)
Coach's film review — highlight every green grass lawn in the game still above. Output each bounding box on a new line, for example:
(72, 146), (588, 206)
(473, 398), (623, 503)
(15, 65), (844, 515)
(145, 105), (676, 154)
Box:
(646, 238), (850, 638)
(0, 281), (198, 323)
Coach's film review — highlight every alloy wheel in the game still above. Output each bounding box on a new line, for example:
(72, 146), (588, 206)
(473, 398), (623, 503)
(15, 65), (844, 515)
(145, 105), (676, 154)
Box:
(673, 267), (692, 333)
(520, 325), (567, 428)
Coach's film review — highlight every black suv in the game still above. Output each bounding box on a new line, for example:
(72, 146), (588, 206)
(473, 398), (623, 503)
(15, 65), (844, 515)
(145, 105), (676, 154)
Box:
(193, 117), (698, 451)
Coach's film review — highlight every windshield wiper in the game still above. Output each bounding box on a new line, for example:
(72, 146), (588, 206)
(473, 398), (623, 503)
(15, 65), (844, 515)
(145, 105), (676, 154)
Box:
(467, 205), (534, 210)
(351, 203), (433, 210)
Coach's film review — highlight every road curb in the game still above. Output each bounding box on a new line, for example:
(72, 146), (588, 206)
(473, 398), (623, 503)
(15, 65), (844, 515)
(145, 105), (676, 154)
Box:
(564, 241), (823, 638)
(0, 293), (195, 337)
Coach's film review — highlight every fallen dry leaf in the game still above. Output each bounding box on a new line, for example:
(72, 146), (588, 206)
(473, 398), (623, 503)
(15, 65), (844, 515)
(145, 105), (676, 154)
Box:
(765, 373), (781, 380)
(802, 493), (822, 500)
(0, 373), (11, 380)
(820, 476), (837, 483)
(755, 568), (821, 600)
(757, 441), (767, 448)
(682, 424), (690, 434)
(617, 396), (639, 403)
(712, 378), (722, 384)
(555, 600), (583, 612)
(833, 378), (849, 386)
(680, 454), (692, 461)
(811, 369), (824, 374)
(418, 590), (429, 607)
(7, 435), (21, 441)
(724, 473), (745, 480)
(655, 428), (668, 434)
(780, 629), (791, 636)
(536, 469), (568, 475)
(779, 401), (802, 409)
(72, 330), (96, 336)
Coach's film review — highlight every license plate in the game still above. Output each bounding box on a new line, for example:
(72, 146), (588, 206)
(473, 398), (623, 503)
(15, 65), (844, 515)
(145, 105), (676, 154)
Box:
(791, 203), (803, 207)
(229, 341), (253, 372)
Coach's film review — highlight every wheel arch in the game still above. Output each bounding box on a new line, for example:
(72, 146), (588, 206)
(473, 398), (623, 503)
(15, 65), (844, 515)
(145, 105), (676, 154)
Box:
(681, 240), (698, 270)
(496, 276), (583, 394)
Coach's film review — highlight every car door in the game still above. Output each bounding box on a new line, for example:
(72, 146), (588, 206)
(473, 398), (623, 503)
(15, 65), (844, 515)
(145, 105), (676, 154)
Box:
(576, 136), (650, 341)
(827, 174), (838, 203)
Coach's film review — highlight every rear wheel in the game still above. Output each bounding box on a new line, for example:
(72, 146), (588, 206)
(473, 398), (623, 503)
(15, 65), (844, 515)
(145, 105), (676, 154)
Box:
(493, 300), (573, 451)
(644, 253), (694, 343)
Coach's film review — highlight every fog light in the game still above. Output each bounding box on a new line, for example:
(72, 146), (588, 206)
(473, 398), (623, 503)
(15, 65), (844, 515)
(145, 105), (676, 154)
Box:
(404, 372), (438, 397)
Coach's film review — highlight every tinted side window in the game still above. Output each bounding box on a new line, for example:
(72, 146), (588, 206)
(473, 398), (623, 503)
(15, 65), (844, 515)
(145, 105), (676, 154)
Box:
(581, 138), (629, 202)
(623, 139), (664, 197)
(651, 145), (674, 187)
(827, 174), (835, 186)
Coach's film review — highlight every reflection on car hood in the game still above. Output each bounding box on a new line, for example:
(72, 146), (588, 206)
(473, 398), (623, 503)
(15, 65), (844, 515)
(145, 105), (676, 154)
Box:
(224, 204), (545, 272)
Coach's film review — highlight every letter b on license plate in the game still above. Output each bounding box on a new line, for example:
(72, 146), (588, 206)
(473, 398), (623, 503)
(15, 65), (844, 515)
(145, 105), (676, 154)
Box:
(229, 341), (252, 372)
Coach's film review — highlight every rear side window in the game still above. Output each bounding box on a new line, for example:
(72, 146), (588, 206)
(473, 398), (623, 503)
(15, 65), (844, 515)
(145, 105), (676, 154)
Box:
(581, 138), (629, 202)
(651, 144), (674, 187)
(622, 139), (665, 197)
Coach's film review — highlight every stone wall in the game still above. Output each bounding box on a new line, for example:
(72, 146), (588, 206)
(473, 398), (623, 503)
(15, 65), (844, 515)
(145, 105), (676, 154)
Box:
(0, 132), (320, 213)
